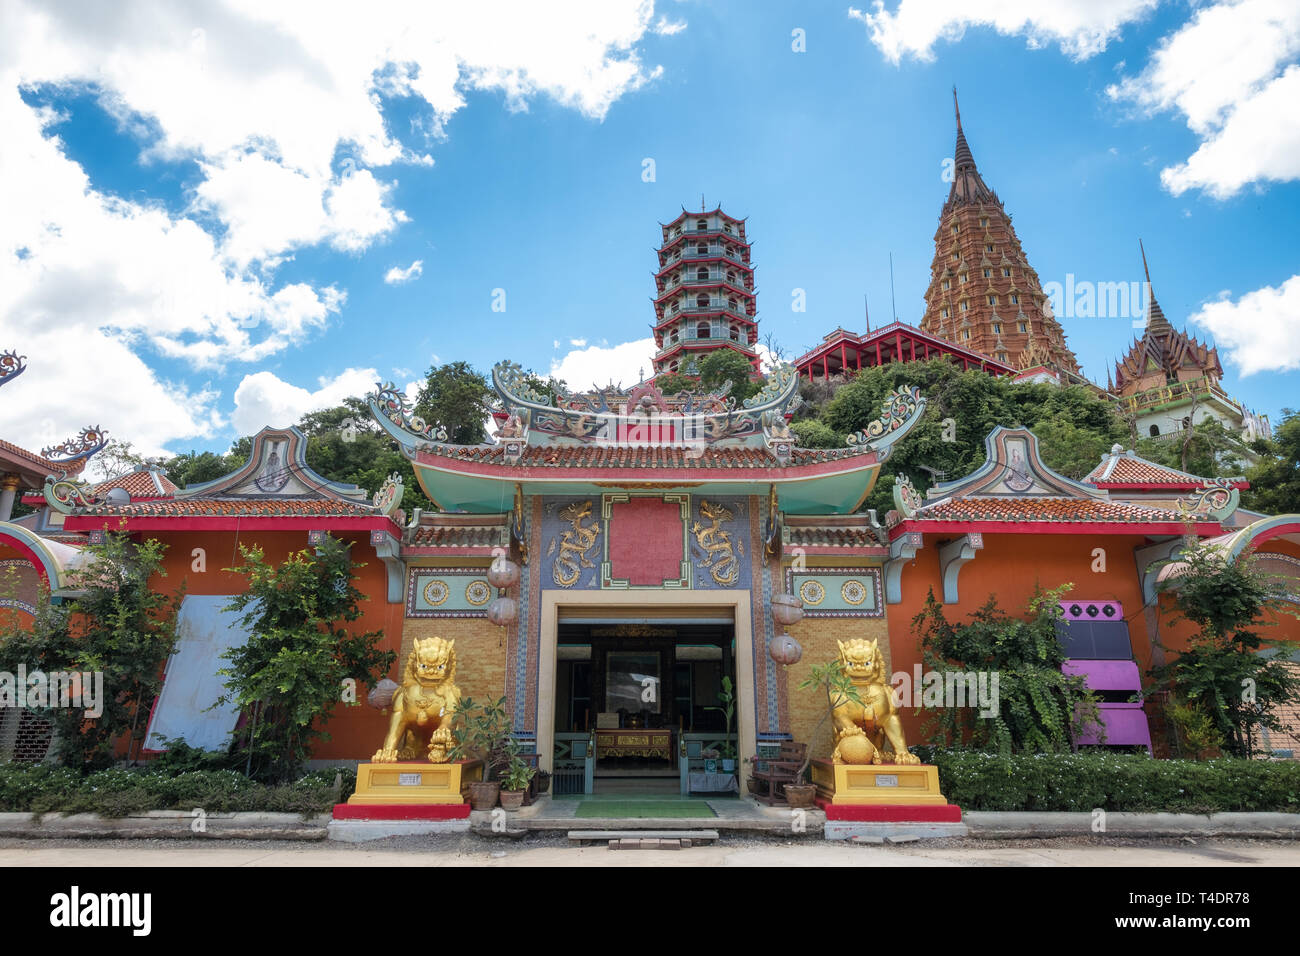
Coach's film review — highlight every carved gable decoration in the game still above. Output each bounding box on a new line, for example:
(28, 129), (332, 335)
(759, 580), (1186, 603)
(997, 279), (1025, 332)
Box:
(182, 426), (371, 504)
(926, 427), (1106, 502)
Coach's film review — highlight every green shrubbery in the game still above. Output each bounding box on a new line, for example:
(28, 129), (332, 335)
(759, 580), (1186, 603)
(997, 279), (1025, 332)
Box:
(914, 748), (1300, 813)
(0, 762), (355, 818)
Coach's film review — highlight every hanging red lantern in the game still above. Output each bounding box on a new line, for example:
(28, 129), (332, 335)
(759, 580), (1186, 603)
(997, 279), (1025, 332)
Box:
(769, 634), (803, 666)
(487, 555), (520, 589)
(487, 596), (518, 627)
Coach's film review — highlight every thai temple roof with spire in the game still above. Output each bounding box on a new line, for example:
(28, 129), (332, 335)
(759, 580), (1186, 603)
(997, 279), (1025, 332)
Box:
(947, 88), (996, 208)
(920, 91), (1081, 376)
(1113, 242), (1223, 396)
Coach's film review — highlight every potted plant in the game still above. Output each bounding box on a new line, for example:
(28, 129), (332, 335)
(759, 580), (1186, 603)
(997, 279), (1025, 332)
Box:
(498, 746), (536, 811)
(534, 769), (552, 794)
(449, 695), (513, 810)
(706, 676), (737, 772)
(788, 659), (865, 808)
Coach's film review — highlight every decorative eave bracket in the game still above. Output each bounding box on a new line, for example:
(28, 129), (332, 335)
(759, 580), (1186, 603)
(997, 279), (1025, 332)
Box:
(1135, 537), (1187, 605)
(939, 532), (983, 604)
(369, 529), (404, 604)
(884, 531), (923, 604)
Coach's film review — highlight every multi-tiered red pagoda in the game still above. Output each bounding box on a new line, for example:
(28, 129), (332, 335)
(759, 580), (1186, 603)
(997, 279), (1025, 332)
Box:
(651, 207), (759, 377)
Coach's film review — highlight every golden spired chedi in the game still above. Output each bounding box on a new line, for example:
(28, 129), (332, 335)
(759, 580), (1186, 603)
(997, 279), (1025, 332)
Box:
(373, 636), (461, 763)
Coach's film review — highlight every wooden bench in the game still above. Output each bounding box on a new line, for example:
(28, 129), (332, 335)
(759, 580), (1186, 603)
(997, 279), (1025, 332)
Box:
(748, 742), (806, 806)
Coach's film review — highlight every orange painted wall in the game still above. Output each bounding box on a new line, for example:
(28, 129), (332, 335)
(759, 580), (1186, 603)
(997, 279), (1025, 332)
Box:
(885, 531), (1152, 741)
(137, 529), (405, 761)
(1153, 537), (1300, 654)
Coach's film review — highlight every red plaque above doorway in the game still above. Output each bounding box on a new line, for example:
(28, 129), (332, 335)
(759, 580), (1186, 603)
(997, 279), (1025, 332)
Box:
(601, 494), (690, 588)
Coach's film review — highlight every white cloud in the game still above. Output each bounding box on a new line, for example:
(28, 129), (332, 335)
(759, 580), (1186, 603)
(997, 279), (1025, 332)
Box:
(653, 17), (688, 36)
(0, 1), (669, 454)
(848, 0), (1157, 65)
(1188, 275), (1300, 376)
(569, 337), (588, 347)
(384, 260), (425, 284)
(1107, 0), (1300, 197)
(194, 154), (408, 266)
(230, 367), (382, 435)
(550, 338), (655, 390)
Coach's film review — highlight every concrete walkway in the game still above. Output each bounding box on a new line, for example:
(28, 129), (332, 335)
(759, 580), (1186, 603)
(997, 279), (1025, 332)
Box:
(500, 794), (809, 832)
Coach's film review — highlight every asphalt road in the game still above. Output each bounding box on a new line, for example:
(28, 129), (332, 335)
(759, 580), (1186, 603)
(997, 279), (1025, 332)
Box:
(2, 834), (1297, 866)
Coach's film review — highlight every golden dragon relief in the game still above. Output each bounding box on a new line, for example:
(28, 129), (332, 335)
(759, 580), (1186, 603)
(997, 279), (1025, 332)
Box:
(692, 499), (744, 586)
(548, 500), (601, 587)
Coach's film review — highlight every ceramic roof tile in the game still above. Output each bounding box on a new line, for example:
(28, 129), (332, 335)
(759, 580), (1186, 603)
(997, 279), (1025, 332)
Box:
(91, 469), (179, 499)
(409, 524), (509, 548)
(421, 442), (864, 468)
(0, 438), (86, 475)
(83, 497), (377, 517)
(912, 496), (1192, 524)
(1085, 454), (1245, 487)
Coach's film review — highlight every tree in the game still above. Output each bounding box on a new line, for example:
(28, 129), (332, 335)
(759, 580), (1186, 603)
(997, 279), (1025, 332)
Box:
(697, 349), (763, 404)
(912, 586), (1101, 755)
(218, 535), (395, 781)
(161, 448), (247, 489)
(294, 398), (434, 515)
(789, 419), (843, 449)
(654, 372), (696, 396)
(1151, 542), (1300, 758)
(88, 438), (155, 480)
(413, 361), (493, 445)
(1135, 416), (1250, 480)
(0, 533), (181, 768)
(819, 360), (1128, 516)
(1244, 408), (1300, 514)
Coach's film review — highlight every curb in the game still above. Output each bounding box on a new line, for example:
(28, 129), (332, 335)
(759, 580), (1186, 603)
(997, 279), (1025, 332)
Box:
(0, 810), (1296, 841)
(0, 811), (330, 840)
(963, 811), (1300, 839)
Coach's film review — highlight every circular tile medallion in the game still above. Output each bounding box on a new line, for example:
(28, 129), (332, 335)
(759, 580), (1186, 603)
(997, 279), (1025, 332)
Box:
(841, 579), (868, 606)
(422, 579), (449, 607)
(798, 579), (825, 606)
(465, 580), (492, 606)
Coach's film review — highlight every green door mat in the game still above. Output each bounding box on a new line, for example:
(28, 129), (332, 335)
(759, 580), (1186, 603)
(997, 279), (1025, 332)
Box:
(574, 801), (717, 819)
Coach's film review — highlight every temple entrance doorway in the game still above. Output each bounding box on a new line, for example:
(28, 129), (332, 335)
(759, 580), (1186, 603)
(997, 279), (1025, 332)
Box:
(551, 608), (738, 797)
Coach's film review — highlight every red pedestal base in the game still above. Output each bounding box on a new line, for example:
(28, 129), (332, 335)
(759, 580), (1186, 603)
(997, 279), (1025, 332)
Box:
(332, 803), (472, 821)
(817, 800), (963, 823)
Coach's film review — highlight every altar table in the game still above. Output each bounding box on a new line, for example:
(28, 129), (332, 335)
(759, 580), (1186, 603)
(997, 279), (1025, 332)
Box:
(594, 728), (673, 760)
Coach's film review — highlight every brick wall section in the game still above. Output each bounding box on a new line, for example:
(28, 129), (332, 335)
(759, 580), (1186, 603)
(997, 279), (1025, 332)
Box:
(780, 616), (892, 762)
(400, 617), (511, 707)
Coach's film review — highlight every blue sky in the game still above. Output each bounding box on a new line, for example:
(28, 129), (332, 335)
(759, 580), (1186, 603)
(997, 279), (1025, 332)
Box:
(2, 1), (1297, 462)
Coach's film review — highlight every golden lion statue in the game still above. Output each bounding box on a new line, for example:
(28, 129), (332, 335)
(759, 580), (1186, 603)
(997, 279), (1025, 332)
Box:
(830, 638), (919, 766)
(372, 637), (462, 763)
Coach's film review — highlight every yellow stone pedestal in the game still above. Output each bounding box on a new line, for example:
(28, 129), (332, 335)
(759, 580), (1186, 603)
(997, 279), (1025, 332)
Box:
(347, 760), (482, 806)
(811, 759), (948, 806)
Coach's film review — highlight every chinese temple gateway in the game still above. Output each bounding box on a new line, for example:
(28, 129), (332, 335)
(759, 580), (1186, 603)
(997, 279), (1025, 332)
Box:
(9, 342), (1298, 798)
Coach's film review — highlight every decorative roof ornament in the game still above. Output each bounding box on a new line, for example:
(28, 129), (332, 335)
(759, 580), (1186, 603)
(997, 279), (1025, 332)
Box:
(41, 426), (108, 466)
(846, 385), (925, 449)
(892, 474), (924, 519)
(43, 473), (100, 515)
(372, 472), (405, 517)
(484, 358), (802, 447)
(1178, 478), (1240, 522)
(370, 382), (449, 445)
(0, 350), (26, 390)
